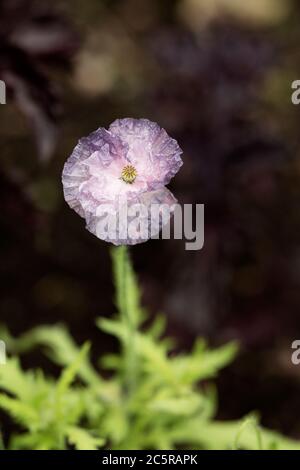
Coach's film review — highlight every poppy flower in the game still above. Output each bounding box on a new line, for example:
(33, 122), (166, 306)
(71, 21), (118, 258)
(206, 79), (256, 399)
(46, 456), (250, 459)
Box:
(62, 118), (183, 245)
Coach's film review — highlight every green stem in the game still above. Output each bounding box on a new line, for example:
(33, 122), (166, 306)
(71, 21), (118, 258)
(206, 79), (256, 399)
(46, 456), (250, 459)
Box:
(118, 246), (137, 398)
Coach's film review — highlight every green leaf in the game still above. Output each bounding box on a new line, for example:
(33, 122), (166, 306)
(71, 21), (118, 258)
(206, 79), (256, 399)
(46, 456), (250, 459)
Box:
(0, 324), (100, 386)
(0, 393), (39, 427)
(173, 341), (239, 385)
(169, 418), (300, 450)
(0, 358), (36, 400)
(149, 394), (204, 417)
(56, 342), (90, 397)
(66, 426), (105, 450)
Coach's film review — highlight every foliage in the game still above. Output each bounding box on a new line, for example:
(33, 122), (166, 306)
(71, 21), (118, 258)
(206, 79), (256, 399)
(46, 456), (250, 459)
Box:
(0, 246), (299, 450)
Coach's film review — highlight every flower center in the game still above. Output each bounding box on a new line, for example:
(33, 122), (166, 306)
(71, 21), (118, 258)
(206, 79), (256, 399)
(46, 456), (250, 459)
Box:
(121, 164), (137, 184)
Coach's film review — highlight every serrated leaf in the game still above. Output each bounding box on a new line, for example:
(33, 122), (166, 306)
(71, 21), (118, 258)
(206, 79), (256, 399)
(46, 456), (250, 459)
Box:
(56, 342), (90, 397)
(0, 393), (39, 427)
(66, 426), (105, 450)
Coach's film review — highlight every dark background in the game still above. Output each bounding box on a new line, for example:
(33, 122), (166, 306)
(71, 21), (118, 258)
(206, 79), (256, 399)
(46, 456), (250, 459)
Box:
(1, 0), (300, 438)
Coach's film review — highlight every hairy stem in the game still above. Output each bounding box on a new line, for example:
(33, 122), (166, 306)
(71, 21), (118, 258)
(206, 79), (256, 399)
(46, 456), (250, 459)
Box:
(113, 246), (137, 398)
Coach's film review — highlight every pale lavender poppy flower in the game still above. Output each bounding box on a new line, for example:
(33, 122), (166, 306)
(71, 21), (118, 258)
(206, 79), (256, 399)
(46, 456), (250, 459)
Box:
(62, 118), (183, 245)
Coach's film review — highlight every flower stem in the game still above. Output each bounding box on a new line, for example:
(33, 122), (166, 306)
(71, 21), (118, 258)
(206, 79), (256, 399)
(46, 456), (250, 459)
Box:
(112, 246), (137, 398)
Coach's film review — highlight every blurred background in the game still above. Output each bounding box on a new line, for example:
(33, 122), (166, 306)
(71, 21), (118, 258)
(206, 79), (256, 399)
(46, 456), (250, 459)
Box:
(1, 0), (300, 439)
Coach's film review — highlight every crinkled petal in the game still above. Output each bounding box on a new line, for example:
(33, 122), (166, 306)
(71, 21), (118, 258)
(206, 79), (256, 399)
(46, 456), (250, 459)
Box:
(109, 118), (183, 188)
(62, 127), (128, 216)
(85, 187), (178, 246)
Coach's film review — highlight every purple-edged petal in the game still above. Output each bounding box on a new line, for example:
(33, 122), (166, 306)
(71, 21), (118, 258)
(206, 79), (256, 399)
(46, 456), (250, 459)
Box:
(62, 127), (128, 216)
